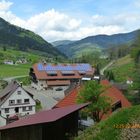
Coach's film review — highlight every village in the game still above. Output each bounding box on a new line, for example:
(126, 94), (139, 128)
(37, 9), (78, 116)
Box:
(1, 0), (140, 139)
(0, 62), (131, 140)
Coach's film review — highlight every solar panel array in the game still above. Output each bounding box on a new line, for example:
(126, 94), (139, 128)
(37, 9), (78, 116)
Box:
(37, 63), (45, 71)
(37, 63), (92, 72)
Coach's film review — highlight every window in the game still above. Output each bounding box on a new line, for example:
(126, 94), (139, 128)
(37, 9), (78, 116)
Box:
(29, 106), (32, 111)
(112, 101), (122, 112)
(17, 91), (21, 95)
(47, 73), (57, 76)
(9, 100), (15, 105)
(47, 71), (57, 76)
(22, 107), (26, 111)
(62, 71), (75, 76)
(62, 73), (75, 76)
(24, 99), (29, 103)
(5, 108), (9, 113)
(22, 106), (32, 111)
(17, 99), (22, 104)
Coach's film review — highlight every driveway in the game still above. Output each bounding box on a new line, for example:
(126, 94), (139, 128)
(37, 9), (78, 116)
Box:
(3, 75), (28, 82)
(24, 86), (68, 110)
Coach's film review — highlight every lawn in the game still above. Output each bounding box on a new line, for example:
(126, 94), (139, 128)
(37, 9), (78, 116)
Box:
(0, 64), (31, 78)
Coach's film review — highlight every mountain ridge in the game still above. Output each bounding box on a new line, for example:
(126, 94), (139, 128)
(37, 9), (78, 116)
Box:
(54, 30), (139, 57)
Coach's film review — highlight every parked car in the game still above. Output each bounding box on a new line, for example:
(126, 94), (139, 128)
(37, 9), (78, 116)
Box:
(55, 87), (63, 91)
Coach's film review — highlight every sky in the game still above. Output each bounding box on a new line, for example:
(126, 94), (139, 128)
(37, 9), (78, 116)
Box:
(0, 0), (140, 42)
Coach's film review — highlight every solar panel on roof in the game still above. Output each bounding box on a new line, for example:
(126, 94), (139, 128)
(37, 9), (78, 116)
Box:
(47, 71), (57, 74)
(38, 63), (44, 71)
(42, 63), (92, 72)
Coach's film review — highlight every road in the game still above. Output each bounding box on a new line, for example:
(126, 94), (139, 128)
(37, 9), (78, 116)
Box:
(100, 60), (115, 75)
(3, 75), (28, 82)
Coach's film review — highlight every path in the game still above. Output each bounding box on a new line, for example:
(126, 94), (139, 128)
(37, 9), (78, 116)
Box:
(100, 60), (115, 75)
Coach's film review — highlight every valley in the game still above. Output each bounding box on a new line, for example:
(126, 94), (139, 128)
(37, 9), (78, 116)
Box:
(0, 15), (140, 140)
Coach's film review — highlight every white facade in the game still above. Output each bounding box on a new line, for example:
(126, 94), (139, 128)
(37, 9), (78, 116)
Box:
(82, 77), (91, 81)
(126, 80), (133, 85)
(4, 61), (14, 65)
(31, 80), (47, 90)
(0, 87), (36, 118)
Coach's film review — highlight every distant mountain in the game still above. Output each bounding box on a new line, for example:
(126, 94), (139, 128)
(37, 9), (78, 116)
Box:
(54, 30), (139, 57)
(52, 40), (76, 47)
(0, 17), (65, 58)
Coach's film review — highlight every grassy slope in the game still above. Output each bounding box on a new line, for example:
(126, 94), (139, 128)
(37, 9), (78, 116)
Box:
(108, 55), (135, 82)
(75, 105), (140, 140)
(0, 64), (31, 78)
(0, 49), (41, 62)
(0, 49), (42, 78)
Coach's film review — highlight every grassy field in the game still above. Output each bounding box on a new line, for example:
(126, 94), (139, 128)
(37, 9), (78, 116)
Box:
(0, 64), (31, 78)
(0, 49), (45, 78)
(108, 55), (136, 82)
(0, 49), (42, 63)
(75, 105), (140, 140)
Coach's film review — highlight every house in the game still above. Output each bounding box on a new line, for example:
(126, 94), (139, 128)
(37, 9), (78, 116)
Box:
(4, 60), (14, 65)
(0, 81), (36, 125)
(30, 63), (95, 90)
(15, 58), (28, 64)
(55, 80), (131, 119)
(126, 77), (133, 85)
(0, 103), (89, 140)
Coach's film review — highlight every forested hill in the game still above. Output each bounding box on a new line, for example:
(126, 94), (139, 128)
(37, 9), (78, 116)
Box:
(54, 30), (139, 57)
(0, 17), (65, 57)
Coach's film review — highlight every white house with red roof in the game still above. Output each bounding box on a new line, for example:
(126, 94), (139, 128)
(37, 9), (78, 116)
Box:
(0, 81), (36, 126)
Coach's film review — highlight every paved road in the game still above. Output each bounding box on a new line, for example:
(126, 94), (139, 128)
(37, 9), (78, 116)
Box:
(3, 75), (28, 82)
(100, 60), (115, 75)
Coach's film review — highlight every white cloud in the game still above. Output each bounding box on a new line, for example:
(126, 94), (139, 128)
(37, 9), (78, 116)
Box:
(26, 9), (81, 32)
(0, 0), (13, 11)
(0, 1), (140, 42)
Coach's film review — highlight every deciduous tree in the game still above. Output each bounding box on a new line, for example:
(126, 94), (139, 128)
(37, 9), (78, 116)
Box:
(77, 81), (111, 122)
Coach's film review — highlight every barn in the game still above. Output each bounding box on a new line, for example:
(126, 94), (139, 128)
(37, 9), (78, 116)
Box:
(0, 103), (89, 140)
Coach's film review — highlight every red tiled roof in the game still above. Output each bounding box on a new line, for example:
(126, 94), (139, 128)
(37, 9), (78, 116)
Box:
(33, 64), (47, 79)
(101, 80), (131, 107)
(55, 80), (131, 108)
(55, 87), (79, 108)
(0, 103), (89, 130)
